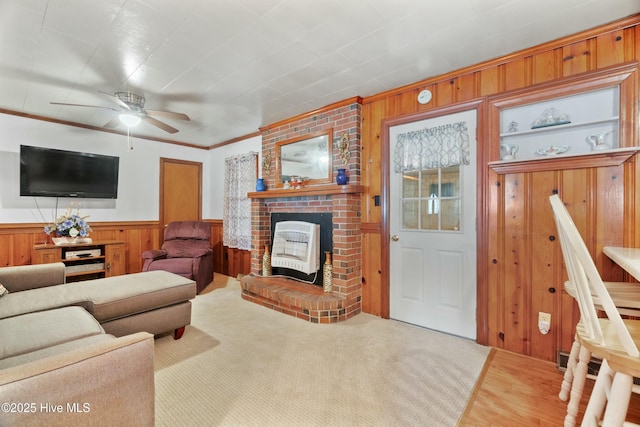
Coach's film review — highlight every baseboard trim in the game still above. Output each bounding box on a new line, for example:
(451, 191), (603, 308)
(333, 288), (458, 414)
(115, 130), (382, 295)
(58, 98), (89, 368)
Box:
(557, 350), (640, 385)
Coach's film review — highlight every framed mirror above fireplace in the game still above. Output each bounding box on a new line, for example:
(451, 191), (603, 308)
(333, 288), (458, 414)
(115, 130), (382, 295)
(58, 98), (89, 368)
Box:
(275, 129), (332, 187)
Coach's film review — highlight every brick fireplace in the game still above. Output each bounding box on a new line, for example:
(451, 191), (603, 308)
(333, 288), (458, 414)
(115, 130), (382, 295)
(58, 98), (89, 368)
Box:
(240, 98), (363, 323)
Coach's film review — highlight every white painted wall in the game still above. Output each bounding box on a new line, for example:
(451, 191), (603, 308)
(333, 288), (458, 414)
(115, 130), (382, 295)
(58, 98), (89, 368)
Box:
(0, 113), (213, 224)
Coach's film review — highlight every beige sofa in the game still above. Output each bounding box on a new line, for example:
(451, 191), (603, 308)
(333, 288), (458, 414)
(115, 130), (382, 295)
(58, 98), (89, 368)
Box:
(0, 262), (198, 426)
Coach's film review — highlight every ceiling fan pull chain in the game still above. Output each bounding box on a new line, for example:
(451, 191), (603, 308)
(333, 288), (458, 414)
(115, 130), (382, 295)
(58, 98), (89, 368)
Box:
(127, 126), (134, 152)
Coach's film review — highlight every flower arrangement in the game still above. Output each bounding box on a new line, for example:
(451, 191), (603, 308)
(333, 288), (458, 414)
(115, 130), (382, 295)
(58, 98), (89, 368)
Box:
(44, 205), (92, 238)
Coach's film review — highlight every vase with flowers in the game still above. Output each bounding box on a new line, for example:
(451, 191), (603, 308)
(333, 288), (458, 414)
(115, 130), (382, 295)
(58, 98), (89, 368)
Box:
(44, 205), (93, 245)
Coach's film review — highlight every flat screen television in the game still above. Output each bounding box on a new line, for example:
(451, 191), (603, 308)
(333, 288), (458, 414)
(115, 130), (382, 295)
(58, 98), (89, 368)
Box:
(20, 145), (119, 199)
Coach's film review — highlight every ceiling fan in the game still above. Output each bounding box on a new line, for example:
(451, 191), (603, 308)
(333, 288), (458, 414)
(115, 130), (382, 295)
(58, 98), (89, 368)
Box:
(50, 91), (190, 134)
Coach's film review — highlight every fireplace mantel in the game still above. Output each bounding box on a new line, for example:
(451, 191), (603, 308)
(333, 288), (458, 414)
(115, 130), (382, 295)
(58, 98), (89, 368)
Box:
(248, 184), (362, 199)
(245, 182), (363, 323)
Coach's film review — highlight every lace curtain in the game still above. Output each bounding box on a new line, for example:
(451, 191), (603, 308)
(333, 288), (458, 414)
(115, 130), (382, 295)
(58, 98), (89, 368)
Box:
(223, 152), (257, 250)
(393, 121), (470, 172)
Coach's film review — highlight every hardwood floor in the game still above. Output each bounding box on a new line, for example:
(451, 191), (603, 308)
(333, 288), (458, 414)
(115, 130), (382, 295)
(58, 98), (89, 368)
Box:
(458, 348), (640, 426)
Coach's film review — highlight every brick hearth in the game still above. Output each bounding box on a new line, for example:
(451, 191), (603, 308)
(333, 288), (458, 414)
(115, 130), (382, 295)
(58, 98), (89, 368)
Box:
(241, 98), (362, 323)
(241, 275), (347, 323)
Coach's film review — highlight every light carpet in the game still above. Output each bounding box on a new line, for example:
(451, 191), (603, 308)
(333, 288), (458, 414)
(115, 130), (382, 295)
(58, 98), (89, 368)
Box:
(154, 276), (490, 426)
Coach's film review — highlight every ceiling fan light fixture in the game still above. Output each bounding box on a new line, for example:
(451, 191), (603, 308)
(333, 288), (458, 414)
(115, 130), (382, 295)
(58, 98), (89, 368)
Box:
(119, 113), (141, 127)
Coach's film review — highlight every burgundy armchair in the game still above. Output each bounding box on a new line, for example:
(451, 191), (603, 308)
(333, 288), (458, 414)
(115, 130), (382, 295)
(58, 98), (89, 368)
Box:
(142, 221), (213, 294)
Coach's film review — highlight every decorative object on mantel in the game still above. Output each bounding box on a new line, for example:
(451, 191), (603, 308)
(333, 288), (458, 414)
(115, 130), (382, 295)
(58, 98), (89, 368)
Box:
(262, 245), (272, 277)
(336, 168), (348, 185)
(44, 204), (92, 245)
(501, 143), (518, 160)
(323, 251), (333, 292)
(531, 107), (570, 129)
(262, 150), (271, 176)
(289, 175), (304, 189)
(337, 132), (350, 165)
(256, 178), (266, 192)
(536, 145), (569, 156)
(587, 130), (612, 151)
(248, 183), (363, 199)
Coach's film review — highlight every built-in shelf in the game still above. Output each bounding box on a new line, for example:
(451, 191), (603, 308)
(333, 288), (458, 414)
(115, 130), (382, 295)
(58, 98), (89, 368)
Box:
(248, 184), (362, 199)
(499, 117), (619, 138)
(488, 147), (640, 174)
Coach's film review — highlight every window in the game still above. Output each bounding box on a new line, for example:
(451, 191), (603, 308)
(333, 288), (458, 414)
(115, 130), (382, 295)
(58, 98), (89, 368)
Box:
(401, 166), (461, 231)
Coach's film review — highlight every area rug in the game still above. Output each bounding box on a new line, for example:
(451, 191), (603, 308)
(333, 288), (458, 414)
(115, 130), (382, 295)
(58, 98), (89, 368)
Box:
(154, 276), (490, 426)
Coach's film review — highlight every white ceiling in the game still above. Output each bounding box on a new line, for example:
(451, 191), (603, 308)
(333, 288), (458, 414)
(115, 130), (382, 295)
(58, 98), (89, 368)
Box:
(0, 0), (638, 148)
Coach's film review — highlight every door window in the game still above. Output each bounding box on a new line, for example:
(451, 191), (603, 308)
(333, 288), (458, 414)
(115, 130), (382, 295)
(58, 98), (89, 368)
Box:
(402, 165), (461, 231)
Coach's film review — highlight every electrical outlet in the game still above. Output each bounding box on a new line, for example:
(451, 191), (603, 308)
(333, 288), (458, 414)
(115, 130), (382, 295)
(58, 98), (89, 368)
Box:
(538, 312), (551, 324)
(538, 312), (551, 335)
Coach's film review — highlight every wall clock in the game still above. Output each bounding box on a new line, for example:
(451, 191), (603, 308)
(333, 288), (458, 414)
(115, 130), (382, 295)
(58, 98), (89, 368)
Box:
(417, 89), (432, 104)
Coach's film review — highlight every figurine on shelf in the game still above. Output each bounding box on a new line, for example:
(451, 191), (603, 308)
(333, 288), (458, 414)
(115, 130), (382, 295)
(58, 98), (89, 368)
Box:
(283, 180), (291, 189)
(501, 143), (518, 160)
(587, 130), (611, 151)
(507, 121), (518, 133)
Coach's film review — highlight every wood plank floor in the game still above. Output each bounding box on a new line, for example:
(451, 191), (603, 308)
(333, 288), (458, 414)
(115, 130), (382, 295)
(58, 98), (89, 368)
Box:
(458, 348), (640, 426)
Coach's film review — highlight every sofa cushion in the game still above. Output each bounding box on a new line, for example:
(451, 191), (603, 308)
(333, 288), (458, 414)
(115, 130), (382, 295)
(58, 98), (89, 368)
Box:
(162, 239), (211, 258)
(145, 257), (195, 276)
(0, 333), (114, 369)
(0, 270), (196, 323)
(0, 306), (104, 360)
(76, 271), (196, 322)
(0, 262), (66, 292)
(163, 221), (210, 240)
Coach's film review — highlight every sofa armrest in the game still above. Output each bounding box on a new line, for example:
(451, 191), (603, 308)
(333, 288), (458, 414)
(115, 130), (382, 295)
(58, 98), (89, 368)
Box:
(141, 249), (167, 260)
(0, 332), (155, 427)
(0, 263), (66, 292)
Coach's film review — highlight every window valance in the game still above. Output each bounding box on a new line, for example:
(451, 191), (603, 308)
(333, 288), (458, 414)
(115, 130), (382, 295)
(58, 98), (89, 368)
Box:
(393, 121), (470, 172)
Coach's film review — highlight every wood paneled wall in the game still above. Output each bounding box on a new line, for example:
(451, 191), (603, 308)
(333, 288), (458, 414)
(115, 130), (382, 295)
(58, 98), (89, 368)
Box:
(0, 222), (160, 272)
(359, 14), (640, 361)
(0, 219), (251, 278)
(2, 15), (639, 362)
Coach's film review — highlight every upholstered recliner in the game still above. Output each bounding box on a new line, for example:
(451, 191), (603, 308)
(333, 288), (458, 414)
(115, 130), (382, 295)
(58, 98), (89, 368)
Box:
(142, 221), (213, 294)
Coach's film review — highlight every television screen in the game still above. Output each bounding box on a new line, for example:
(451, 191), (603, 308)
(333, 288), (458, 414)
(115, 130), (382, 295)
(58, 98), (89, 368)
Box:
(20, 145), (119, 199)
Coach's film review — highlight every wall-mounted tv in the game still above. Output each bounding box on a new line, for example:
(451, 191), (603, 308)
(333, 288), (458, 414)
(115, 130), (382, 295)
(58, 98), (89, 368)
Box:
(20, 145), (119, 199)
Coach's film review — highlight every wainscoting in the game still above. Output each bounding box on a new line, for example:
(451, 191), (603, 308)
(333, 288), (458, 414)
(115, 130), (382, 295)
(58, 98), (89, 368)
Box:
(0, 219), (251, 278)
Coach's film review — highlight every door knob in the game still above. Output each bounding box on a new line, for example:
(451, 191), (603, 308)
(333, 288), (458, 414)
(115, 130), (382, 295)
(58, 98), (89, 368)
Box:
(391, 235), (399, 241)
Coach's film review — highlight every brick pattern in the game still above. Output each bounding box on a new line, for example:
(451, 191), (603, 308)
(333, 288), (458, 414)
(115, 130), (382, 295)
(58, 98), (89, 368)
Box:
(245, 101), (362, 323)
(241, 275), (348, 323)
(261, 102), (361, 189)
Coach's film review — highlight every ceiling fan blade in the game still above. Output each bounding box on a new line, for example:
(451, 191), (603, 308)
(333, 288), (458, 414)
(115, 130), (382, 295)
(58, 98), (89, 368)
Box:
(142, 115), (179, 134)
(103, 116), (121, 129)
(50, 102), (120, 112)
(145, 109), (190, 121)
(97, 91), (132, 110)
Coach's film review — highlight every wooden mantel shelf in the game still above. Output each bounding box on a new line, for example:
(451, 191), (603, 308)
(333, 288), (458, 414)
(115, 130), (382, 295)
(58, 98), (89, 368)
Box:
(488, 147), (640, 174)
(248, 184), (362, 199)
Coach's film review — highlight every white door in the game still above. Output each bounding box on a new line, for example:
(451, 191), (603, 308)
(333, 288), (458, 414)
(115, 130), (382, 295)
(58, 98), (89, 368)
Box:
(389, 109), (477, 339)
